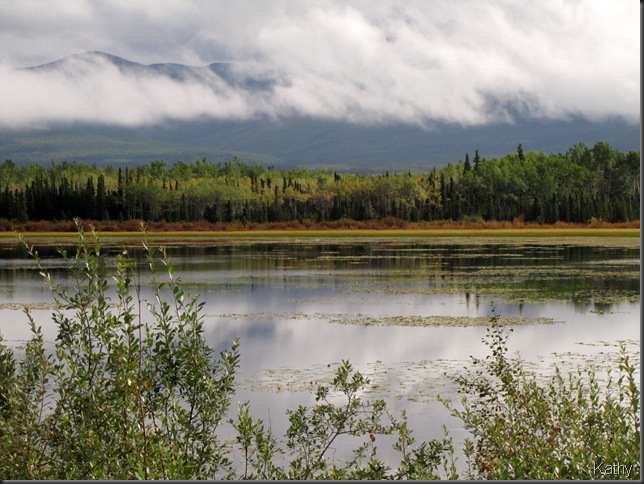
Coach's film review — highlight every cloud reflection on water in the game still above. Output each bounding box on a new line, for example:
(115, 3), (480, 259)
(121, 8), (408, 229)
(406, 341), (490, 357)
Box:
(0, 237), (639, 470)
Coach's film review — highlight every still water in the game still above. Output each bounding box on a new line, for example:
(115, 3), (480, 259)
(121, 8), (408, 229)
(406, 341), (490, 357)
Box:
(0, 235), (640, 467)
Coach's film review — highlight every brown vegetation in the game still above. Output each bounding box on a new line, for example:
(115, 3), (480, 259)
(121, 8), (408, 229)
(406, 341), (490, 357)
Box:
(0, 217), (639, 234)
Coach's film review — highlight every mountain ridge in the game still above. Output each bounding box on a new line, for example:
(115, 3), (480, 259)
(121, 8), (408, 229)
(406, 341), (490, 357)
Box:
(4, 52), (640, 172)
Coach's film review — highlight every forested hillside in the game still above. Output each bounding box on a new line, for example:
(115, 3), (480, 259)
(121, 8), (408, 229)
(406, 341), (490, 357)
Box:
(0, 141), (639, 228)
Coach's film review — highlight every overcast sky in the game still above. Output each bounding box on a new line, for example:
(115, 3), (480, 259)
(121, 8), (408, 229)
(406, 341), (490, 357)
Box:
(0, 0), (639, 129)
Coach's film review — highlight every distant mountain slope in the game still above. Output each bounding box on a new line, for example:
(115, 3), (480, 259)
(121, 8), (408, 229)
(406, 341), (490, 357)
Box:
(136, 116), (640, 170)
(3, 52), (640, 172)
(2, 116), (638, 173)
(22, 51), (273, 91)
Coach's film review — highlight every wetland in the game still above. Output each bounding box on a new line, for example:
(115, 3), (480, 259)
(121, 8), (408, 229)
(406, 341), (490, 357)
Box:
(0, 233), (639, 465)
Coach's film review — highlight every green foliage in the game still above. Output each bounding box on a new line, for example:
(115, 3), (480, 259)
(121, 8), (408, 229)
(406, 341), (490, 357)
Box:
(0, 318), (52, 478)
(230, 401), (285, 480)
(230, 360), (454, 480)
(0, 141), (639, 225)
(1, 219), (239, 479)
(441, 316), (641, 480)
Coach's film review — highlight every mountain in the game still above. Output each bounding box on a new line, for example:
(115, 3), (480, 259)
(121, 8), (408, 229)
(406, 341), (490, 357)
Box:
(22, 51), (275, 91)
(2, 52), (640, 172)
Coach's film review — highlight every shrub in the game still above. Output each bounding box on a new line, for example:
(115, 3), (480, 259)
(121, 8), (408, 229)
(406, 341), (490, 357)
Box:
(0, 219), (239, 479)
(22, 220), (56, 232)
(230, 359), (456, 480)
(0, 218), (11, 231)
(440, 316), (640, 480)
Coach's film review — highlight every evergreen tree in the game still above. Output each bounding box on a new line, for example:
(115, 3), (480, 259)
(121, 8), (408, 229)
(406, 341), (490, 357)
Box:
(473, 149), (481, 170)
(12, 189), (29, 223)
(464, 153), (471, 173)
(96, 175), (107, 220)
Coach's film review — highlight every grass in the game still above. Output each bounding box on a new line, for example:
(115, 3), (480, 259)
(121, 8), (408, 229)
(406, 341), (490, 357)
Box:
(0, 227), (639, 241)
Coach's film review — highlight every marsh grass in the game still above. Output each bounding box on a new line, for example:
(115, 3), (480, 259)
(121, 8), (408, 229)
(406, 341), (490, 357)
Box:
(0, 227), (639, 243)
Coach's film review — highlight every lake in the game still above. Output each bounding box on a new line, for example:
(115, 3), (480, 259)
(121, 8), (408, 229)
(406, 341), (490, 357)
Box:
(0, 234), (640, 469)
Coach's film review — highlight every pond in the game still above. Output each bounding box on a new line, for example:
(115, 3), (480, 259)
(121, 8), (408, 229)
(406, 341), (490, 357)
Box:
(0, 235), (640, 469)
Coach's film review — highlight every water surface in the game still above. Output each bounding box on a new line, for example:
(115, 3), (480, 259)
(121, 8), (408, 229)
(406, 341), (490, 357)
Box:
(0, 236), (639, 468)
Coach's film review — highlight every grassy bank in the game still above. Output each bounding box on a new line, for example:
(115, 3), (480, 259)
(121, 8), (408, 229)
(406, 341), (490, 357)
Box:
(1, 227), (639, 241)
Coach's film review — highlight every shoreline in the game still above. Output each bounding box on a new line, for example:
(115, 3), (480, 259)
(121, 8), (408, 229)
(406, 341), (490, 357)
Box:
(1, 226), (639, 239)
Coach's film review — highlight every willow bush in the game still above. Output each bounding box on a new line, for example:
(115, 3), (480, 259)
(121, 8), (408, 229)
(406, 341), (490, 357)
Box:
(1, 221), (239, 479)
(440, 317), (640, 480)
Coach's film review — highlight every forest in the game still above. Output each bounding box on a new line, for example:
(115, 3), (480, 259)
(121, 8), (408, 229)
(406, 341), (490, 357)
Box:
(0, 141), (639, 228)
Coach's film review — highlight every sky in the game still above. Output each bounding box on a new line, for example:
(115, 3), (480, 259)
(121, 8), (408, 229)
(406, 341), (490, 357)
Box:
(0, 0), (639, 129)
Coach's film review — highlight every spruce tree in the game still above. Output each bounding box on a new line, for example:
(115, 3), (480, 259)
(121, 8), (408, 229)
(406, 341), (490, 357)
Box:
(473, 149), (481, 170)
(464, 153), (471, 173)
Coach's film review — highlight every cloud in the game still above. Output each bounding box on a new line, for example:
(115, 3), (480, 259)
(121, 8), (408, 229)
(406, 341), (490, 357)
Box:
(0, 55), (265, 129)
(0, 0), (639, 129)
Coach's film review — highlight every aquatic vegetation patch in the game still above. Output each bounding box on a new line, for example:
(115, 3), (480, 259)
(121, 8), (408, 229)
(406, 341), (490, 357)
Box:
(347, 286), (640, 305)
(523, 340), (641, 389)
(345, 262), (640, 305)
(217, 311), (330, 321)
(238, 363), (335, 393)
(327, 314), (561, 327)
(215, 311), (560, 327)
(237, 340), (639, 411)
(236, 358), (468, 402)
(0, 302), (56, 310)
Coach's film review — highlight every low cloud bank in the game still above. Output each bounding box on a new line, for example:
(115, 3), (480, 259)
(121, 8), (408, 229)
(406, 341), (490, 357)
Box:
(0, 0), (639, 129)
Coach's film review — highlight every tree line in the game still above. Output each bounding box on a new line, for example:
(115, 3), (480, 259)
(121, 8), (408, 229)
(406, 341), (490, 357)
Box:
(0, 141), (639, 226)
